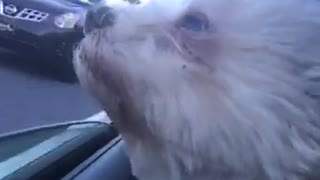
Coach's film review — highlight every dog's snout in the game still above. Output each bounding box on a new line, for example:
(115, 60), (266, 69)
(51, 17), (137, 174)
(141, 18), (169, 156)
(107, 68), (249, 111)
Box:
(84, 6), (115, 34)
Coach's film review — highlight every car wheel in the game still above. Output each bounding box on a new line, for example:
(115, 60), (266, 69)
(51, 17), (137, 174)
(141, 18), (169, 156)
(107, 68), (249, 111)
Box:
(55, 42), (80, 83)
(58, 59), (78, 83)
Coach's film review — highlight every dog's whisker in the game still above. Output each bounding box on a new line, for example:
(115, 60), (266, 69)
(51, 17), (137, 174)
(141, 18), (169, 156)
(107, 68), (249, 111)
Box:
(163, 30), (184, 54)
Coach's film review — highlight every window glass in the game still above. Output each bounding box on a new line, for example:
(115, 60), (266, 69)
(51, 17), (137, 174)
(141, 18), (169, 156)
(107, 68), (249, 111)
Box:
(0, 123), (102, 179)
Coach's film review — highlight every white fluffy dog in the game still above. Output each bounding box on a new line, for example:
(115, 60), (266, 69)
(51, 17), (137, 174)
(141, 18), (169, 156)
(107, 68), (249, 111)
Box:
(74, 0), (320, 179)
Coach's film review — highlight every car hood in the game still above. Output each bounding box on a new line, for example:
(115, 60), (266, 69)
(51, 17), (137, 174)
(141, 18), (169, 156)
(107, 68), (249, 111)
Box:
(2, 0), (90, 14)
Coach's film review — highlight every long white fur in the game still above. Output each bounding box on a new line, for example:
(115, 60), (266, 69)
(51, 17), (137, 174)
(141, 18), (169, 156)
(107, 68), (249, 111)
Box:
(74, 0), (320, 179)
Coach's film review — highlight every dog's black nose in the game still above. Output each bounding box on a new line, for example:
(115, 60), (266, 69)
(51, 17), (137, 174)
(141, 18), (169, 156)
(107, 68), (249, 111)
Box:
(84, 5), (115, 34)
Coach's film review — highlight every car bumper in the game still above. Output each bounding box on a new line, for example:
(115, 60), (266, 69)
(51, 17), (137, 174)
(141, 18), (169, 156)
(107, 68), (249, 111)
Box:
(0, 16), (83, 59)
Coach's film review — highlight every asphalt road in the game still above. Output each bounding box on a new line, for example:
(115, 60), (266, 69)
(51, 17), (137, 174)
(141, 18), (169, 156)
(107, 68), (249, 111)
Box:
(0, 51), (100, 134)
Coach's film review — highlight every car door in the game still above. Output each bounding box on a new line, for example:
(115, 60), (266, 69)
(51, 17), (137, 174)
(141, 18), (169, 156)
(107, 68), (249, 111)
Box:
(0, 120), (137, 180)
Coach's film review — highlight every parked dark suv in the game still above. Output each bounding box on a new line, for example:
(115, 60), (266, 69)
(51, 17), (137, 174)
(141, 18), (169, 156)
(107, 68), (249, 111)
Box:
(0, 0), (100, 82)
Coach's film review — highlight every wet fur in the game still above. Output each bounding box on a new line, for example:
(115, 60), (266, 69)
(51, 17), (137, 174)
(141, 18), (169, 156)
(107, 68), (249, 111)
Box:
(74, 0), (320, 179)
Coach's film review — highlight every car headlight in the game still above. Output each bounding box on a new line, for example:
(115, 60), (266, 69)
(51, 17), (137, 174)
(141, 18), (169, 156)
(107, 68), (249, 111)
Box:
(54, 13), (80, 29)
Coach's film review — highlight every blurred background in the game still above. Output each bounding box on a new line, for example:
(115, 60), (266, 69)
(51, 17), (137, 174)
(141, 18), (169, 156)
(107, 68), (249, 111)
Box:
(0, 0), (102, 134)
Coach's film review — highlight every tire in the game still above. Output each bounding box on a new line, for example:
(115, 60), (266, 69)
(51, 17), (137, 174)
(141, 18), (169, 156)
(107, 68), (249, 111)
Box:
(53, 41), (80, 83)
(56, 58), (78, 83)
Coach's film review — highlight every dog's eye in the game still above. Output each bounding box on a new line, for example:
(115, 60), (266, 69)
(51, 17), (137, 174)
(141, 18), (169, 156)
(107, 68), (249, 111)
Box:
(179, 13), (209, 32)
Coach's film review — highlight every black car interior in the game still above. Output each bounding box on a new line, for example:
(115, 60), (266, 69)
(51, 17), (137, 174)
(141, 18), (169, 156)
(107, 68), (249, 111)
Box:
(63, 129), (138, 180)
(64, 137), (137, 180)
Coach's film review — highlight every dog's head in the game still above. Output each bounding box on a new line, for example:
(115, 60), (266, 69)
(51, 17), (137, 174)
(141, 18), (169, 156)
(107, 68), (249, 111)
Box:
(74, 0), (320, 139)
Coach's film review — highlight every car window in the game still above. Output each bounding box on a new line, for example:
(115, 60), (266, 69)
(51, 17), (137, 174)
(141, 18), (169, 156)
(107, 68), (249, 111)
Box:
(0, 122), (107, 179)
